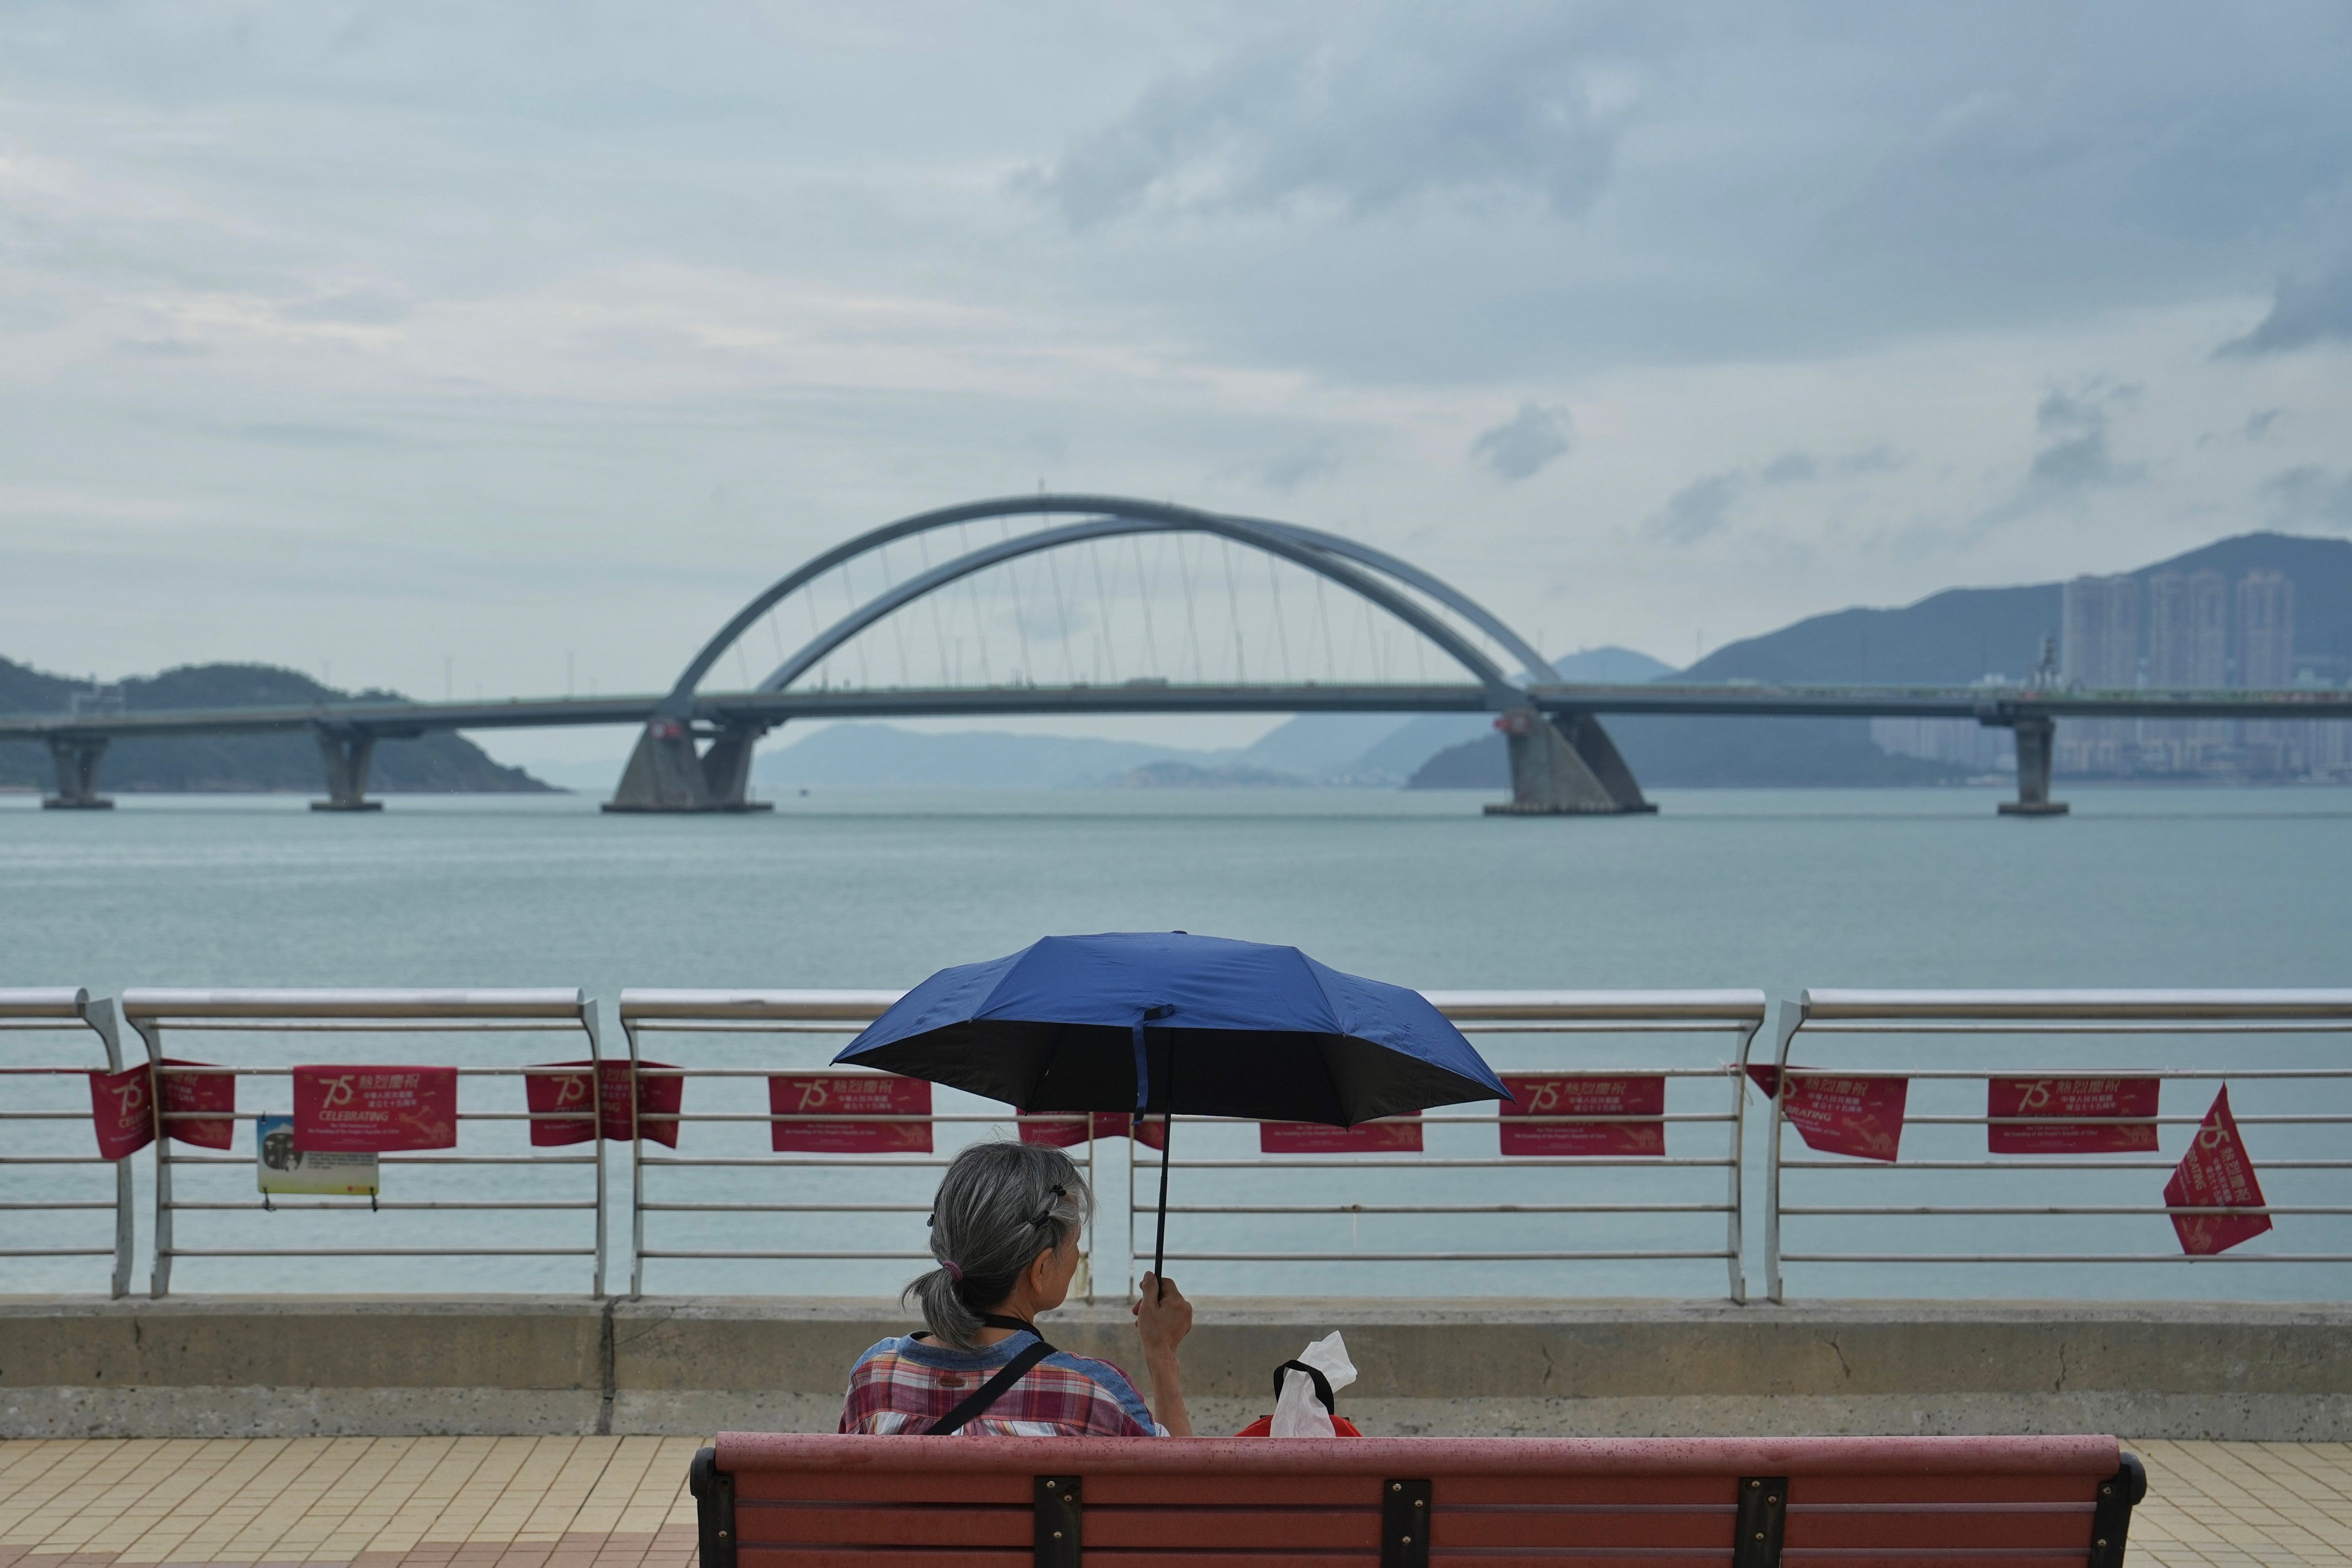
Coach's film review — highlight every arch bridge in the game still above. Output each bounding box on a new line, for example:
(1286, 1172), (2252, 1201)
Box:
(606, 495), (1651, 815)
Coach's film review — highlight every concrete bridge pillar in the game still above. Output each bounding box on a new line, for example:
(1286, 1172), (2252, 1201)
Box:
(311, 728), (384, 812)
(42, 736), (114, 809)
(1484, 707), (1655, 816)
(1997, 716), (2068, 817)
(603, 719), (773, 813)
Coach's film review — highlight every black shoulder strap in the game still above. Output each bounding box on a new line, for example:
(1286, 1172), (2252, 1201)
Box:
(927, 1318), (1057, 1436)
(1273, 1359), (1337, 1413)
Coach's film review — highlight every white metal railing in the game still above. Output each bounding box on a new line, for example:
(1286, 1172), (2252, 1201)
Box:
(618, 989), (1110, 1297)
(1762, 989), (2352, 1301)
(1133, 991), (1768, 1302)
(0, 988), (135, 1296)
(122, 988), (605, 1297)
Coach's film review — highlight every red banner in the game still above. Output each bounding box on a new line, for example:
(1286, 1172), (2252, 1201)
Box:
(1018, 1111), (1140, 1148)
(87, 1063), (157, 1160)
(1989, 1076), (2160, 1154)
(292, 1065), (459, 1152)
(768, 1073), (932, 1153)
(1745, 1063), (1782, 1099)
(523, 1062), (603, 1147)
(1783, 1073), (1909, 1161)
(159, 1058), (236, 1149)
(1500, 1074), (1666, 1156)
(2165, 1087), (2273, 1256)
(1260, 1113), (1422, 1154)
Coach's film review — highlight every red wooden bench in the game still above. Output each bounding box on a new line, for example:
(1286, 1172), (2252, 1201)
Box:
(692, 1432), (2145, 1568)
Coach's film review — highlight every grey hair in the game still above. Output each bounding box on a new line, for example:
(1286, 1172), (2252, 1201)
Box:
(905, 1140), (1092, 1349)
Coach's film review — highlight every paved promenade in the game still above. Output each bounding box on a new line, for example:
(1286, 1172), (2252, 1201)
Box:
(0, 1435), (2345, 1567)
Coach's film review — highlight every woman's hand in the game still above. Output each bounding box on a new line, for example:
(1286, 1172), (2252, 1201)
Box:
(1132, 1272), (1192, 1436)
(1133, 1271), (1193, 1357)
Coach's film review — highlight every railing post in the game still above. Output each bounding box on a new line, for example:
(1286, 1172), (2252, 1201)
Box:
(134, 1015), (175, 1299)
(1760, 996), (1806, 1304)
(1727, 1018), (1759, 1305)
(81, 997), (137, 1298)
(628, 1015), (647, 1300)
(583, 998), (608, 1300)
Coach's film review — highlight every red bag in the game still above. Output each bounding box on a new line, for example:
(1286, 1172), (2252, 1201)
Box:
(1235, 1413), (1363, 1437)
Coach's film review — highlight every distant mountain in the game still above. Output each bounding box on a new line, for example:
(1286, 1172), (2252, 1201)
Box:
(753, 723), (1229, 789)
(0, 657), (553, 794)
(1577, 531), (2352, 789)
(1118, 761), (1306, 789)
(1408, 724), (1971, 790)
(1678, 531), (2352, 686)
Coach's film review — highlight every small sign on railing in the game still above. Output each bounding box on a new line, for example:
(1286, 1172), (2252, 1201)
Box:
(1260, 1114), (1422, 1154)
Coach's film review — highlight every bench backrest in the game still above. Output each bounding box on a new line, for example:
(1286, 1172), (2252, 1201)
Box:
(697, 1432), (2144, 1568)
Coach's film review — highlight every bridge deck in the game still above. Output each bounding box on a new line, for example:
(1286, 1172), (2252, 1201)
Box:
(0, 1435), (2342, 1567)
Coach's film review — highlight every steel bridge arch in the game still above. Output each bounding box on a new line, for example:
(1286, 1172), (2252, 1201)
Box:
(658, 495), (1549, 715)
(609, 494), (1650, 815)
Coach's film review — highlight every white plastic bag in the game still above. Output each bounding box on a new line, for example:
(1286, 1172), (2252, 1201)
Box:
(1269, 1330), (1358, 1437)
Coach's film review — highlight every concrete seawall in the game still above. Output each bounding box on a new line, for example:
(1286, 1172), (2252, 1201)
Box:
(5, 1295), (2348, 1440)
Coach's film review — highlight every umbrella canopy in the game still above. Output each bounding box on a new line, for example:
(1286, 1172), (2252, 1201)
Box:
(833, 931), (1510, 1125)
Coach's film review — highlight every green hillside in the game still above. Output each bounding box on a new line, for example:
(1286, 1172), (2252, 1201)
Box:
(0, 658), (554, 794)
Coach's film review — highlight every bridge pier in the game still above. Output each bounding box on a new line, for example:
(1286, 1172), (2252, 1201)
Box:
(603, 719), (774, 813)
(311, 728), (384, 812)
(1996, 716), (2068, 817)
(1484, 707), (1655, 816)
(42, 736), (114, 809)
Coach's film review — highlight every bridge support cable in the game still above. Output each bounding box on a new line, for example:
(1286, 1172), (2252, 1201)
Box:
(42, 735), (113, 810)
(311, 727), (385, 812)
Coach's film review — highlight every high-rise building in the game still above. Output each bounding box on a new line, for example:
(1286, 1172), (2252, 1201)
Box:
(2058, 574), (2139, 773)
(2237, 571), (2299, 772)
(2144, 571), (2228, 766)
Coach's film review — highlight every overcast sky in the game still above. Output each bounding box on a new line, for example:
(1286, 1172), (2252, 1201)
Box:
(5, 2), (2351, 762)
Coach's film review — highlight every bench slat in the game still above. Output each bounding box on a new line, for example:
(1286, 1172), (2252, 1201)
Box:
(741, 1550), (1029, 1568)
(737, 1503), (1028, 1548)
(737, 1473), (1030, 1504)
(1440, 1477), (1732, 1507)
(1088, 1474), (1373, 1506)
(1434, 1513), (1740, 1549)
(1087, 1506), (1380, 1549)
(1795, 1476), (2091, 1505)
(1787, 1512), (2091, 1549)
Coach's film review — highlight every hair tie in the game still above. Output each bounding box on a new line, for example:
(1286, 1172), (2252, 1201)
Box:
(941, 1260), (964, 1283)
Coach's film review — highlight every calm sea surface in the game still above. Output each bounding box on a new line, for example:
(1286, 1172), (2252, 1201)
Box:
(4, 785), (2347, 1303)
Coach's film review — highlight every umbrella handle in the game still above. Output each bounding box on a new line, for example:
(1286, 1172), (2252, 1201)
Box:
(1152, 1036), (1173, 1302)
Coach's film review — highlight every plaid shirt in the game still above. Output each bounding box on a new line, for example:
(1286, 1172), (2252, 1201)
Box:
(839, 1331), (1165, 1437)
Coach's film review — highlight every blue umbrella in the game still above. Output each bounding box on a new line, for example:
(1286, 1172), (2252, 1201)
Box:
(834, 931), (1511, 1290)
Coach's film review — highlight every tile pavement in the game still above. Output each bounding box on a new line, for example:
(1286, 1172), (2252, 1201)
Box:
(0, 1435), (2343, 1565)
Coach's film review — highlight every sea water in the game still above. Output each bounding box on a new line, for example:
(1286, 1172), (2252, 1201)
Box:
(2, 785), (2346, 1302)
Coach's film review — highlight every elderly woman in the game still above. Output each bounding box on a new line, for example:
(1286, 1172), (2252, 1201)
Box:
(839, 1140), (1194, 1436)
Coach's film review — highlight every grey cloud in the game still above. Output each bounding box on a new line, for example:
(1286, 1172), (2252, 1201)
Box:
(2027, 388), (2142, 491)
(2245, 408), (2284, 440)
(1019, 10), (1628, 226)
(2215, 263), (2352, 356)
(1469, 401), (1572, 481)
(1256, 437), (1341, 491)
(2262, 465), (2352, 528)
(236, 422), (405, 449)
(1646, 472), (1740, 544)
(1759, 451), (1817, 484)
(280, 287), (414, 325)
(114, 338), (208, 358)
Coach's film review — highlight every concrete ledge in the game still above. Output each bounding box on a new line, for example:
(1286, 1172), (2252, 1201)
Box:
(6, 1295), (2350, 1440)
